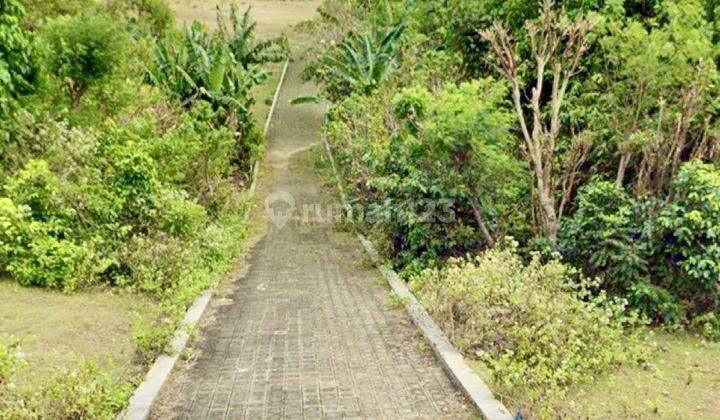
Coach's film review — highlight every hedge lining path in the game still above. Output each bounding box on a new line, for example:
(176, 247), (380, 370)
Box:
(151, 59), (470, 419)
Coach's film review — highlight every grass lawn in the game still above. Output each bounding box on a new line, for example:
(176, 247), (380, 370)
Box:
(0, 279), (153, 390)
(470, 331), (720, 418)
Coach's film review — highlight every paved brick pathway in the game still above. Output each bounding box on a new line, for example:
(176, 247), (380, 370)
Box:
(151, 60), (470, 419)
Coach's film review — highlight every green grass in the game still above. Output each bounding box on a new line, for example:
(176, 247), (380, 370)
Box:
(469, 331), (720, 418)
(0, 279), (153, 390)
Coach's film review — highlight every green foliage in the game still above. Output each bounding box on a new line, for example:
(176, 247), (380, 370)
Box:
(41, 362), (132, 419)
(0, 0), (40, 110)
(148, 101), (238, 207)
(410, 246), (648, 415)
(656, 161), (720, 315)
(7, 231), (90, 291)
(218, 5), (288, 68)
(6, 159), (73, 224)
(327, 79), (525, 273)
(314, 23), (404, 100)
(42, 12), (128, 108)
(691, 312), (720, 341)
(157, 189), (207, 238)
(109, 144), (160, 227)
(0, 197), (27, 263)
(0, 337), (33, 418)
(146, 6), (283, 140)
(560, 180), (646, 293)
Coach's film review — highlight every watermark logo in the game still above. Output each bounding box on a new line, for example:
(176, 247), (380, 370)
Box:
(265, 190), (296, 229)
(264, 190), (459, 230)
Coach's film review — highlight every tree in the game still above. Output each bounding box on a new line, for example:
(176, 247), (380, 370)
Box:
(479, 0), (595, 243)
(592, 0), (718, 195)
(42, 13), (127, 108)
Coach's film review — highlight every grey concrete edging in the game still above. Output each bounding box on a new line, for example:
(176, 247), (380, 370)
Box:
(121, 58), (290, 420)
(322, 136), (512, 420)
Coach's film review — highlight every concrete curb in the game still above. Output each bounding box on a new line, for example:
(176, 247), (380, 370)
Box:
(121, 58), (291, 420)
(322, 137), (512, 420)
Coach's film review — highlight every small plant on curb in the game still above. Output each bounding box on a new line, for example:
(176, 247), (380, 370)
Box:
(386, 291), (408, 309)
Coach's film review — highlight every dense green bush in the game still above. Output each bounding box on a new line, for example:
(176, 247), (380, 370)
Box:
(656, 161), (720, 315)
(42, 12), (128, 108)
(0, 0), (41, 110)
(410, 246), (648, 415)
(8, 231), (90, 291)
(0, 0), (280, 416)
(560, 180), (646, 293)
(327, 79), (525, 274)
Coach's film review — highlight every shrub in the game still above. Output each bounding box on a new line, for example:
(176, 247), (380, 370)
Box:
(327, 80), (525, 274)
(627, 281), (688, 325)
(157, 189), (207, 238)
(0, 197), (28, 263)
(42, 13), (128, 108)
(0, 337), (34, 418)
(109, 144), (160, 227)
(560, 180), (646, 293)
(5, 159), (74, 225)
(149, 102), (238, 206)
(7, 230), (91, 291)
(42, 362), (132, 419)
(656, 161), (720, 315)
(691, 312), (720, 341)
(410, 245), (647, 415)
(0, 0), (41, 109)
(116, 233), (189, 295)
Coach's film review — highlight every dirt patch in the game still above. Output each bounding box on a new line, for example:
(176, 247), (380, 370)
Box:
(168, 0), (322, 38)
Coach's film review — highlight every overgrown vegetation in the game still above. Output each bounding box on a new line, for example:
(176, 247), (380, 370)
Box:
(306, 0), (720, 416)
(410, 246), (648, 415)
(0, 0), (285, 416)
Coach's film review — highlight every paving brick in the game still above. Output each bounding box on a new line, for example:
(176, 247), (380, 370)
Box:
(151, 61), (469, 420)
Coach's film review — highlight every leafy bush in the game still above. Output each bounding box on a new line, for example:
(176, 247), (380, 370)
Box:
(7, 231), (90, 291)
(0, 0), (41, 110)
(327, 79), (525, 274)
(656, 161), (720, 315)
(0, 197), (27, 263)
(42, 12), (128, 108)
(410, 245), (647, 415)
(157, 189), (207, 238)
(691, 312), (720, 341)
(0, 337), (33, 418)
(42, 362), (132, 419)
(5, 159), (74, 225)
(107, 0), (174, 36)
(149, 102), (238, 206)
(560, 180), (646, 293)
(109, 144), (161, 228)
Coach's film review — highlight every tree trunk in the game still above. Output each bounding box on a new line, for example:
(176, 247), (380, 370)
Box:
(469, 197), (496, 248)
(616, 152), (630, 187)
(537, 182), (558, 244)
